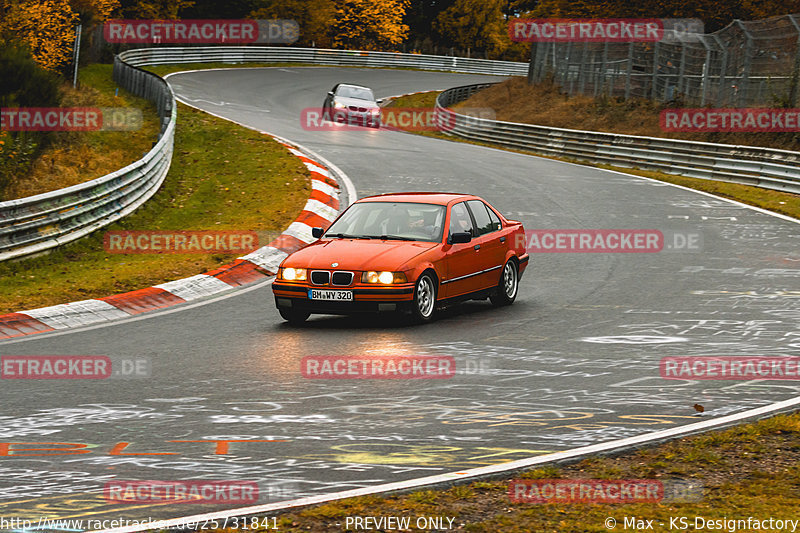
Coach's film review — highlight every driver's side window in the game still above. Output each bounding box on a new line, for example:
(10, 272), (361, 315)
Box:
(448, 202), (474, 239)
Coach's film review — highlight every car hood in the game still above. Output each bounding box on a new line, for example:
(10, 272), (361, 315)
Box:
(334, 96), (379, 109)
(283, 239), (438, 271)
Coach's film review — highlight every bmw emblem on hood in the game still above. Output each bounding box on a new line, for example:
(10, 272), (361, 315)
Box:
(331, 262), (339, 267)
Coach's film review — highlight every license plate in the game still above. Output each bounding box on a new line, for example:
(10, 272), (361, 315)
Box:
(308, 289), (353, 301)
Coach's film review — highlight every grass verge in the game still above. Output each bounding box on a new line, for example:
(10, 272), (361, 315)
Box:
(0, 66), (310, 315)
(2, 64), (161, 200)
(385, 91), (800, 220)
(193, 411), (800, 532)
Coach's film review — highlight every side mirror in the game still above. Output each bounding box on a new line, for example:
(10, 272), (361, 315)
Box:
(312, 227), (325, 239)
(327, 91), (334, 96)
(449, 231), (471, 244)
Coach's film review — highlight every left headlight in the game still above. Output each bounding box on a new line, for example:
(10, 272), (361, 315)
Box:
(333, 101), (346, 109)
(362, 271), (407, 284)
(280, 267), (307, 281)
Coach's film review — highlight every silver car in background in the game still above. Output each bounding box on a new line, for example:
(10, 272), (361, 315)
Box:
(322, 83), (381, 128)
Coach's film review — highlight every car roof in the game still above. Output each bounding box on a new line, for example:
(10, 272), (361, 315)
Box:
(356, 192), (479, 206)
(337, 83), (372, 90)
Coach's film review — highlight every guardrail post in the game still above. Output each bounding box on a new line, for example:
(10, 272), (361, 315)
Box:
(579, 42), (588, 94)
(651, 42), (660, 100)
(601, 42), (609, 96)
(700, 36), (712, 106)
(736, 20), (753, 107)
(787, 15), (800, 106)
(625, 42), (633, 99)
(677, 41), (687, 99)
(527, 42), (537, 84)
(713, 35), (728, 106)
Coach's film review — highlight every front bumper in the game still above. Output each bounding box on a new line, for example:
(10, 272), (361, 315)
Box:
(273, 282), (414, 315)
(331, 109), (381, 127)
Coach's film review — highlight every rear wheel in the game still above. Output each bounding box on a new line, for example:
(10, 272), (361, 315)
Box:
(490, 259), (518, 306)
(279, 307), (310, 325)
(412, 272), (437, 323)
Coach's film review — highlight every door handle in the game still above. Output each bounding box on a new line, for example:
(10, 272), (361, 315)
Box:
(474, 244), (481, 251)
(500, 236), (506, 243)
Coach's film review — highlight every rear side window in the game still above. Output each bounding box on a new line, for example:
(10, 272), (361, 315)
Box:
(467, 200), (498, 236)
(449, 202), (475, 237)
(486, 205), (502, 231)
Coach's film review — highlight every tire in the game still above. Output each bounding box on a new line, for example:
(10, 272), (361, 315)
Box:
(490, 259), (519, 307)
(279, 307), (310, 325)
(411, 272), (438, 323)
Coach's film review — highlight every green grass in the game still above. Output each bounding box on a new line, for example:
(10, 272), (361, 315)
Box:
(0, 67), (310, 315)
(192, 411), (800, 532)
(385, 91), (800, 220)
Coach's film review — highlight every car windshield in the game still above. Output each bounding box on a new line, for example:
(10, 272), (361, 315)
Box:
(336, 85), (375, 101)
(325, 201), (446, 242)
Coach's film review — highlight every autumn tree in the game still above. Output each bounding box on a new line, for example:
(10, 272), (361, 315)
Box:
(0, 0), (79, 72)
(741, 0), (800, 20)
(330, 0), (410, 51)
(249, 0), (335, 47)
(116, 0), (195, 19)
(524, 0), (747, 32)
(70, 0), (121, 25)
(434, 0), (509, 56)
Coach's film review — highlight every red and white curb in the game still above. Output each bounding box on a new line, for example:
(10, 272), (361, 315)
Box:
(0, 139), (343, 341)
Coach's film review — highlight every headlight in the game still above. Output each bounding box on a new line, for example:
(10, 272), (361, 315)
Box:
(281, 267), (307, 281)
(333, 102), (346, 109)
(370, 108), (380, 115)
(362, 271), (408, 284)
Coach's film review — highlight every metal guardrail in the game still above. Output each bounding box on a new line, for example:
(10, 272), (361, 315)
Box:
(436, 83), (800, 194)
(117, 46), (529, 76)
(0, 47), (526, 262)
(0, 60), (175, 262)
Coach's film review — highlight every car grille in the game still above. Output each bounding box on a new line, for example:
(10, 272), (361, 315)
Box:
(310, 270), (354, 286)
(348, 105), (368, 112)
(311, 271), (330, 285)
(331, 271), (354, 286)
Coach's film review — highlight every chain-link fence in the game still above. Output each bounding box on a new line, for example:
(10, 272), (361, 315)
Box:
(528, 14), (800, 107)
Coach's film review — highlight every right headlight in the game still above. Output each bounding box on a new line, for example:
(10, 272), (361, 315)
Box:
(333, 101), (346, 109)
(280, 267), (307, 281)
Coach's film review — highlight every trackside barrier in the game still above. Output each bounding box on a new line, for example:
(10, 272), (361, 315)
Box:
(435, 83), (800, 194)
(0, 60), (175, 262)
(0, 47), (526, 262)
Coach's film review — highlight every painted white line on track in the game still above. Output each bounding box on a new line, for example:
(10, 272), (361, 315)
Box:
(94, 395), (800, 533)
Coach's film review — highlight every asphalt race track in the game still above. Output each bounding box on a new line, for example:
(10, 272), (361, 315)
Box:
(1, 67), (799, 529)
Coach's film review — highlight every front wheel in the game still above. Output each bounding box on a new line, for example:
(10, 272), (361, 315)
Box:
(412, 272), (438, 323)
(279, 307), (310, 325)
(490, 259), (518, 306)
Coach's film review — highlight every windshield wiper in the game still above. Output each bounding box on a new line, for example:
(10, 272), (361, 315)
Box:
(364, 235), (417, 241)
(326, 233), (362, 239)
